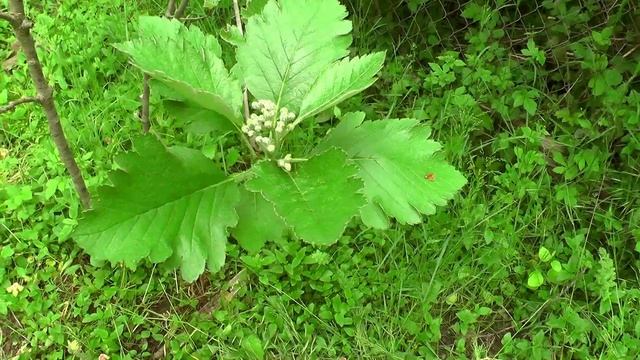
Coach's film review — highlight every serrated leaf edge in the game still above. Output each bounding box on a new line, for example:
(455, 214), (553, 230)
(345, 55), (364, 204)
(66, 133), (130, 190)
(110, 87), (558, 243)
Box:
(317, 118), (467, 227)
(244, 148), (365, 245)
(298, 52), (386, 121)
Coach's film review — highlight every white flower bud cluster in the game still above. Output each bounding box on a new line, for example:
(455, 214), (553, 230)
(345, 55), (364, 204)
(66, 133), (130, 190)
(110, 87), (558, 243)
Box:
(241, 100), (297, 154)
(277, 154), (293, 172)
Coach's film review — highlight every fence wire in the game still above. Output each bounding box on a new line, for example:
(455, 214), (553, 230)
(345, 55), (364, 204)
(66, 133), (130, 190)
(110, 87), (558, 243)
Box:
(349, 0), (639, 73)
(344, 0), (640, 119)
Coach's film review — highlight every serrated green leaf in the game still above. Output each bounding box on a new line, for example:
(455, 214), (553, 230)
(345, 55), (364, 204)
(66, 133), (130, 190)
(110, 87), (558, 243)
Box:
(523, 98), (537, 116)
(592, 27), (613, 46)
(538, 246), (553, 262)
(298, 52), (385, 121)
(242, 0), (269, 18)
(220, 24), (244, 47)
(477, 307), (492, 316)
(528, 270), (544, 288)
(241, 334), (265, 360)
(74, 136), (240, 282)
(204, 0), (220, 9)
(445, 293), (458, 305)
(163, 100), (235, 135)
(245, 149), (364, 245)
(315, 114), (466, 229)
(1, 246), (14, 259)
(236, 0), (352, 111)
(150, 79), (185, 101)
(232, 189), (286, 253)
(604, 69), (622, 86)
(115, 16), (242, 124)
(512, 92), (524, 107)
(589, 76), (603, 96)
(461, 3), (484, 21)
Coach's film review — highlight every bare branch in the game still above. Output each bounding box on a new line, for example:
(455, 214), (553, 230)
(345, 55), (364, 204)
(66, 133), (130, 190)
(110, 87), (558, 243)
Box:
(140, 74), (151, 133)
(0, 96), (39, 114)
(165, 0), (176, 17)
(232, 0), (243, 32)
(0, 11), (19, 26)
(7, 0), (91, 208)
(137, 0), (189, 135)
(232, 0), (250, 120)
(173, 0), (189, 19)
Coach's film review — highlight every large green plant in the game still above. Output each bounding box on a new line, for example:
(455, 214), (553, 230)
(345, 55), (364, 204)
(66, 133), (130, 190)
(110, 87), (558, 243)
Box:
(73, 0), (467, 281)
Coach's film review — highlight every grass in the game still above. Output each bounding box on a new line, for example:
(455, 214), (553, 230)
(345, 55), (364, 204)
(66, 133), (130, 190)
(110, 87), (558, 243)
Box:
(2, 0), (640, 359)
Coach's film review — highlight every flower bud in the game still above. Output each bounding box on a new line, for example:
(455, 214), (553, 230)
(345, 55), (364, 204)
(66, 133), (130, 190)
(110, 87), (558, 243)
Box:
(277, 154), (293, 171)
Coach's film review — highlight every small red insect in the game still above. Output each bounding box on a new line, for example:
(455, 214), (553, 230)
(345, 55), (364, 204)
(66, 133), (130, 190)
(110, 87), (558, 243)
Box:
(425, 173), (436, 182)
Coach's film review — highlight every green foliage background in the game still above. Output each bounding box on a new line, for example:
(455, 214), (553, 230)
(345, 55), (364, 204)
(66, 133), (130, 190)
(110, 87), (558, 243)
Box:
(1, 0), (639, 359)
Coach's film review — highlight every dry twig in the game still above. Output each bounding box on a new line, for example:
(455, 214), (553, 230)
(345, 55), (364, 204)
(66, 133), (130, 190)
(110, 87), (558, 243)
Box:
(0, 96), (39, 114)
(1, 0), (91, 208)
(174, 0), (189, 19)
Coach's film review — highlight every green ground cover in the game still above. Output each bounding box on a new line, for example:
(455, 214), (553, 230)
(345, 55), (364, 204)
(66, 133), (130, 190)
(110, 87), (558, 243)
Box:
(1, 0), (639, 358)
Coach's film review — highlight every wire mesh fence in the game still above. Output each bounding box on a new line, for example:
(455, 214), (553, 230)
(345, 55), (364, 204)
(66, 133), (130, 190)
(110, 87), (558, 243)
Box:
(345, 0), (640, 123)
(349, 0), (639, 73)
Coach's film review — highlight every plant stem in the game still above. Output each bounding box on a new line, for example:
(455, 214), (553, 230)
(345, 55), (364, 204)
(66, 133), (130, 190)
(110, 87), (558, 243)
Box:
(140, 74), (151, 133)
(0, 96), (39, 114)
(4, 0), (91, 209)
(229, 0), (258, 161)
(137, 0), (189, 135)
(0, 11), (19, 25)
(165, 0), (176, 17)
(173, 0), (189, 19)
(232, 0), (250, 121)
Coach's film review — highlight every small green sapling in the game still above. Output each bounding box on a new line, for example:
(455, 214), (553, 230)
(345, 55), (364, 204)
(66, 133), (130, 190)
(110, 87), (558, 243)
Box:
(73, 0), (467, 282)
